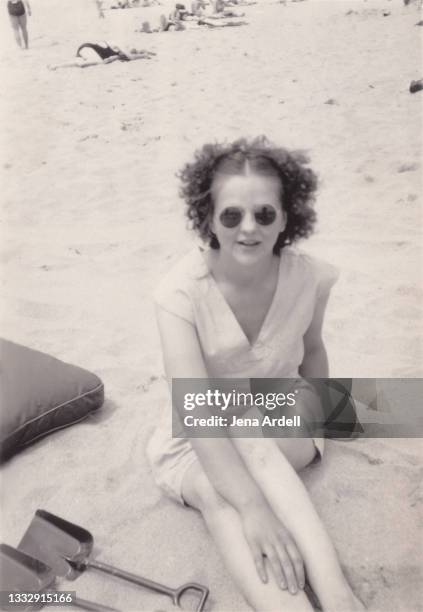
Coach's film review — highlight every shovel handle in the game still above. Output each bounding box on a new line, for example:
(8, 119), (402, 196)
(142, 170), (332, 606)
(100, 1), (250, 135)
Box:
(41, 591), (120, 612)
(72, 596), (120, 612)
(88, 560), (175, 599)
(175, 583), (209, 612)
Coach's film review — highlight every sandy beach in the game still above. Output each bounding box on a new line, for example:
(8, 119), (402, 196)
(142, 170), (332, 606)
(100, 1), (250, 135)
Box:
(1, 0), (422, 610)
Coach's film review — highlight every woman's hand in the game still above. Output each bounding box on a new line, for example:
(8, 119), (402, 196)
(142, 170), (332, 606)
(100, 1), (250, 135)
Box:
(240, 500), (305, 594)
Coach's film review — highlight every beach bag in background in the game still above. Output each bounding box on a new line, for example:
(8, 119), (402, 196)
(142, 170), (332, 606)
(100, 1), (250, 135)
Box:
(7, 1), (25, 16)
(0, 339), (104, 463)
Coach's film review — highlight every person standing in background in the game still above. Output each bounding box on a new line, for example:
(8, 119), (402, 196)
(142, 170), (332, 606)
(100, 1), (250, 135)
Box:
(7, 0), (31, 49)
(94, 0), (105, 18)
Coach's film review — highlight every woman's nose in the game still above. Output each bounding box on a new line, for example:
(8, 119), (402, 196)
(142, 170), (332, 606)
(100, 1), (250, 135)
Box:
(239, 211), (257, 232)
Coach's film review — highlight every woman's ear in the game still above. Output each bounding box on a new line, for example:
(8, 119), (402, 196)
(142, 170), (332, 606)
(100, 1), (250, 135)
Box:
(208, 204), (217, 234)
(280, 210), (287, 232)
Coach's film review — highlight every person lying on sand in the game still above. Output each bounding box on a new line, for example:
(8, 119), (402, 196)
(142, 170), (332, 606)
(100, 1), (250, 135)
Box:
(110, 0), (159, 7)
(77, 42), (131, 61)
(151, 15), (246, 29)
(48, 42), (155, 70)
(197, 16), (247, 26)
(110, 0), (131, 8)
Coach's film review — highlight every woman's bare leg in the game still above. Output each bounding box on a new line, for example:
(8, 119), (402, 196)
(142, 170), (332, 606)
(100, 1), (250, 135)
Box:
(182, 461), (314, 612)
(232, 436), (364, 612)
(21, 25), (28, 49)
(20, 15), (28, 49)
(10, 22), (22, 47)
(48, 60), (104, 70)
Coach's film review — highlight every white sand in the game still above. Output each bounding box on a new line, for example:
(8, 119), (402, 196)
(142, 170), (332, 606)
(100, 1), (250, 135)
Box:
(1, 0), (422, 610)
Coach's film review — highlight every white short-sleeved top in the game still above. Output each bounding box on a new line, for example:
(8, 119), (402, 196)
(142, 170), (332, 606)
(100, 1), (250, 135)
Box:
(154, 246), (339, 379)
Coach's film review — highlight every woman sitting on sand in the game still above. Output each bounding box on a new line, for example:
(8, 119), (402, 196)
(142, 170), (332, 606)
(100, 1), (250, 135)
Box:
(137, 4), (245, 32)
(190, 0), (245, 23)
(191, 0), (206, 15)
(170, 2), (188, 18)
(138, 13), (185, 32)
(210, 0), (244, 17)
(48, 42), (155, 70)
(147, 136), (365, 612)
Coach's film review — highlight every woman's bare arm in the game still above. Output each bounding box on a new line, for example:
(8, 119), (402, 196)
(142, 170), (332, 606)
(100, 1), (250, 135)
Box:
(299, 290), (331, 378)
(156, 305), (306, 590)
(156, 305), (266, 512)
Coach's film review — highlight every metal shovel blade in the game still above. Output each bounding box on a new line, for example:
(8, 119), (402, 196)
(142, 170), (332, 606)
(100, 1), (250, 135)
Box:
(19, 510), (93, 580)
(0, 543), (54, 611)
(19, 510), (210, 612)
(0, 543), (55, 592)
(1, 544), (120, 612)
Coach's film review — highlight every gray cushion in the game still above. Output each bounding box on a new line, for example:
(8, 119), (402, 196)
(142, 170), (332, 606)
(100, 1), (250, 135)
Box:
(0, 339), (104, 462)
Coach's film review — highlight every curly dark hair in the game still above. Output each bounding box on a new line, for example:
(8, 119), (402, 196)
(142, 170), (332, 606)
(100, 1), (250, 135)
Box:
(177, 136), (318, 254)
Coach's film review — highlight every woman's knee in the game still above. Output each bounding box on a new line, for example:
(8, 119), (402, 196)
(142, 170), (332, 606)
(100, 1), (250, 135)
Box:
(275, 437), (317, 471)
(181, 461), (228, 514)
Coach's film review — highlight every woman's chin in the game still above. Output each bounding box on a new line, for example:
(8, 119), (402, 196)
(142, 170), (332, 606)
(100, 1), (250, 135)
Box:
(231, 243), (269, 264)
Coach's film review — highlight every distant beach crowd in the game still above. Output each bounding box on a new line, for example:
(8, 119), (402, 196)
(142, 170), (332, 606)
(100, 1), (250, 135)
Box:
(5, 0), (422, 91)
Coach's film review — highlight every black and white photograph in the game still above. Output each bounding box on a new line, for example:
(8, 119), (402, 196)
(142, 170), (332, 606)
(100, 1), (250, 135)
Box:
(1, 0), (422, 610)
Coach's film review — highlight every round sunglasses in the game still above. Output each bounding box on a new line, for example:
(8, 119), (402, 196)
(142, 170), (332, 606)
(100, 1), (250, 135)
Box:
(219, 205), (278, 229)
